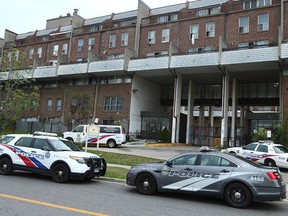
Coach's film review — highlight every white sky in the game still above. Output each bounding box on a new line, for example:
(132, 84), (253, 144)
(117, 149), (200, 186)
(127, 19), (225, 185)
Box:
(0, 0), (188, 38)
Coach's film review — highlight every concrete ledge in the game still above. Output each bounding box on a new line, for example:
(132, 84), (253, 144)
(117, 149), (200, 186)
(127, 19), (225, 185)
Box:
(144, 143), (193, 147)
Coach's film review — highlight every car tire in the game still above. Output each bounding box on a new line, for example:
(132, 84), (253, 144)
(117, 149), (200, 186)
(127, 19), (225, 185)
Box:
(264, 159), (276, 167)
(0, 157), (13, 175)
(51, 164), (70, 183)
(107, 140), (116, 148)
(224, 182), (252, 208)
(135, 173), (157, 195)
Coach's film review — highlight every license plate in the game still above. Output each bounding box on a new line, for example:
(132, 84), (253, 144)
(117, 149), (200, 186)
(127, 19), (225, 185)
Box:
(94, 168), (99, 172)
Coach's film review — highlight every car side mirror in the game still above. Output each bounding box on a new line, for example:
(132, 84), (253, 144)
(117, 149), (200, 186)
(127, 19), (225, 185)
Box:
(242, 146), (246, 150)
(165, 161), (173, 167)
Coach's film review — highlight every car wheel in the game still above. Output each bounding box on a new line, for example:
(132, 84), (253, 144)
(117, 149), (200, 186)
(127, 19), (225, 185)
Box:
(0, 157), (13, 175)
(264, 159), (276, 167)
(51, 164), (70, 183)
(224, 182), (252, 208)
(135, 173), (157, 195)
(107, 140), (116, 148)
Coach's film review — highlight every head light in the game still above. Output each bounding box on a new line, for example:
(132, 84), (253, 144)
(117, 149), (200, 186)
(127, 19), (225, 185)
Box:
(69, 156), (86, 164)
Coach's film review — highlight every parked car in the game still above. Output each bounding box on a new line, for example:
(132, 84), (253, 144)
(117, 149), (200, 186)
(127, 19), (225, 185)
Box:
(63, 124), (126, 148)
(221, 140), (288, 169)
(126, 149), (286, 208)
(0, 132), (106, 183)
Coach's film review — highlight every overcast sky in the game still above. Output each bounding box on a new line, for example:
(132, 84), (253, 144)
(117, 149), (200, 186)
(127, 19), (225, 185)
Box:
(0, 0), (189, 38)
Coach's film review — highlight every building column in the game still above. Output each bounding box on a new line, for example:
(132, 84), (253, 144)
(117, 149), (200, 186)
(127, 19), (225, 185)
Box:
(240, 106), (245, 146)
(199, 106), (205, 145)
(186, 80), (195, 144)
(221, 71), (230, 147)
(230, 79), (238, 147)
(171, 73), (182, 143)
(209, 106), (214, 146)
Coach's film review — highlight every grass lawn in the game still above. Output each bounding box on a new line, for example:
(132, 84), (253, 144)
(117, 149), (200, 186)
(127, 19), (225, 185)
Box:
(89, 150), (164, 180)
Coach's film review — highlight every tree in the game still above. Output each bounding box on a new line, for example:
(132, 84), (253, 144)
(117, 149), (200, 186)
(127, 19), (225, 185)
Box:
(64, 89), (93, 125)
(0, 48), (39, 133)
(272, 118), (288, 146)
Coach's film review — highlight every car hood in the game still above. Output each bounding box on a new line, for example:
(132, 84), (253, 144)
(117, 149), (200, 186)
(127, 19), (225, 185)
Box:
(56, 151), (101, 158)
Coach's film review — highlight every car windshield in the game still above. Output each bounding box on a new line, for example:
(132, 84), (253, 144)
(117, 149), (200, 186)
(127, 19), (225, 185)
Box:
(273, 145), (288, 153)
(49, 139), (73, 151)
(62, 140), (81, 151)
(0, 135), (15, 144)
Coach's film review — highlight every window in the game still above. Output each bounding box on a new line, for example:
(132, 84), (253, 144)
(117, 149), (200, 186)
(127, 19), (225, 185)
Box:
(103, 96), (122, 112)
(158, 16), (168, 23)
(171, 154), (197, 165)
(244, 143), (258, 151)
(62, 43), (68, 55)
(256, 144), (268, 153)
(33, 139), (49, 150)
(239, 17), (249, 34)
(47, 99), (52, 111)
(121, 32), (129, 46)
(81, 97), (88, 111)
(161, 28), (170, 43)
(243, 0), (257, 9)
(77, 39), (84, 51)
(257, 0), (272, 7)
(206, 22), (215, 38)
(30, 99), (36, 111)
(109, 34), (116, 48)
(189, 24), (199, 42)
(196, 9), (209, 17)
(53, 44), (59, 56)
(148, 30), (156, 44)
(28, 48), (34, 59)
(56, 99), (62, 112)
(15, 137), (33, 147)
(88, 37), (95, 50)
(256, 40), (269, 47)
(37, 47), (42, 58)
(258, 14), (269, 31)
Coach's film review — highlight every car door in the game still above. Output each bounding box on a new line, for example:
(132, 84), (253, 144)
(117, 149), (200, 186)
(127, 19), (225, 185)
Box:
(31, 138), (53, 170)
(13, 137), (34, 166)
(158, 153), (198, 192)
(192, 154), (236, 194)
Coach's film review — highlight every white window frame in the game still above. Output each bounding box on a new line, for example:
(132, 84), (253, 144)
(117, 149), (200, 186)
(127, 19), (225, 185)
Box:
(62, 43), (68, 55)
(53, 44), (59, 56)
(56, 99), (62, 112)
(109, 34), (116, 48)
(189, 24), (199, 41)
(77, 39), (84, 51)
(206, 22), (215, 38)
(46, 99), (52, 112)
(37, 47), (42, 58)
(258, 13), (269, 31)
(121, 32), (129, 46)
(257, 0), (272, 7)
(29, 48), (34, 59)
(239, 17), (249, 34)
(88, 37), (95, 50)
(161, 28), (170, 43)
(148, 30), (156, 44)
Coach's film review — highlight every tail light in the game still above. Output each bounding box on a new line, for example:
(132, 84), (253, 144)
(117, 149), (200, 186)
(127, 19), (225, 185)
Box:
(122, 128), (125, 134)
(266, 171), (280, 180)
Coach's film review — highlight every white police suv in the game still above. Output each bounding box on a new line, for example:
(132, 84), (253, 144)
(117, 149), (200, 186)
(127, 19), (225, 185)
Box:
(0, 133), (106, 183)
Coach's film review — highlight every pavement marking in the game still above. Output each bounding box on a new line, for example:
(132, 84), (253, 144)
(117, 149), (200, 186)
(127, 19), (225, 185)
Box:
(0, 193), (109, 216)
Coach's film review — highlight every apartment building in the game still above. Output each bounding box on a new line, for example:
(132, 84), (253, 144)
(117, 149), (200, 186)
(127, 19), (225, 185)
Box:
(0, 0), (288, 147)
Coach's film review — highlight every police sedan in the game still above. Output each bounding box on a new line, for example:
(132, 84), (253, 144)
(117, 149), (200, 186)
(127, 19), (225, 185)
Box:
(126, 149), (286, 208)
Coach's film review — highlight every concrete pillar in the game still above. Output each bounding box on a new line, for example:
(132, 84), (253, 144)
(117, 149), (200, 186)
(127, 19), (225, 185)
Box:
(240, 106), (245, 146)
(231, 79), (237, 147)
(186, 81), (195, 144)
(171, 73), (182, 143)
(209, 106), (214, 146)
(221, 71), (230, 147)
(199, 106), (205, 145)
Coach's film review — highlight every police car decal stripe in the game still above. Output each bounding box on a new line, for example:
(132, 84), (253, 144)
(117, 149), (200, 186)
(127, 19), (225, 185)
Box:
(162, 171), (254, 192)
(87, 135), (113, 143)
(3, 145), (48, 169)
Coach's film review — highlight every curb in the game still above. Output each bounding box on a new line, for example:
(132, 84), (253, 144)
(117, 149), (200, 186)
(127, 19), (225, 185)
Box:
(144, 143), (193, 147)
(95, 177), (126, 183)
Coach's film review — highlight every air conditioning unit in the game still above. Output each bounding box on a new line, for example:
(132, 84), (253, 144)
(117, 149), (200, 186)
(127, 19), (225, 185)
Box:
(239, 27), (244, 34)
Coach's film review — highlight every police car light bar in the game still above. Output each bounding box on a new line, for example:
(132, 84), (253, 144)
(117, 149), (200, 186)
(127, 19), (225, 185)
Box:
(34, 131), (58, 137)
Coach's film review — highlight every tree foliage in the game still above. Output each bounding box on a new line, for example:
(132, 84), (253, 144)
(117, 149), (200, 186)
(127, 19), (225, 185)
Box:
(0, 48), (39, 132)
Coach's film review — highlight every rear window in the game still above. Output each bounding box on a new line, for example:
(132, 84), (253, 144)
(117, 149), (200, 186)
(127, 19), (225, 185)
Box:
(100, 127), (120, 134)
